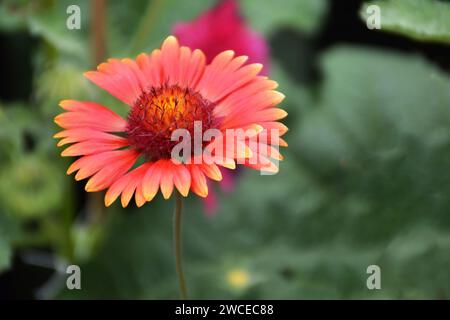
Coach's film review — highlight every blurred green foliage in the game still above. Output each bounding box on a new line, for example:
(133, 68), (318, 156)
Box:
(241, 0), (327, 36)
(360, 0), (450, 44)
(1, 0), (450, 299)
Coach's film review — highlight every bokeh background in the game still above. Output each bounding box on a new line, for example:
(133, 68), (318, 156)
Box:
(1, 0), (450, 299)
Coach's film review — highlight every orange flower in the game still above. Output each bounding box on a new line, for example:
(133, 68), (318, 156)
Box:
(54, 36), (287, 207)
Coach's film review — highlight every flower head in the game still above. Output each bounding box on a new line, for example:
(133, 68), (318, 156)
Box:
(54, 36), (287, 207)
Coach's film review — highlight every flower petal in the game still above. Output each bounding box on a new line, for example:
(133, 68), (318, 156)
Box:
(104, 163), (151, 207)
(161, 36), (181, 84)
(136, 49), (164, 88)
(160, 160), (175, 199)
(200, 163), (222, 181)
(83, 150), (139, 192)
(213, 77), (279, 117)
(61, 137), (128, 156)
(55, 129), (125, 147)
(55, 100), (127, 132)
(189, 165), (208, 197)
(198, 51), (262, 102)
(172, 162), (191, 197)
(220, 108), (288, 129)
(142, 160), (163, 201)
(135, 183), (147, 207)
(84, 58), (148, 106)
(67, 150), (137, 181)
(218, 90), (285, 128)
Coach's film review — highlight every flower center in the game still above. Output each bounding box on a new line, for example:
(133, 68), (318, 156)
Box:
(126, 84), (216, 160)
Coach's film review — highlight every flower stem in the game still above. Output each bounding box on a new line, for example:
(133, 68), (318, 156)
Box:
(173, 192), (188, 299)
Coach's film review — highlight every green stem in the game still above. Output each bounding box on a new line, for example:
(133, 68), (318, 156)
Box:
(173, 192), (188, 299)
(129, 0), (165, 54)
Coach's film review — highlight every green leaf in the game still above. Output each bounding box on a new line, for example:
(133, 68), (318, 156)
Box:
(360, 0), (450, 44)
(241, 0), (329, 36)
(289, 46), (450, 298)
(295, 46), (450, 167)
(26, 0), (89, 58)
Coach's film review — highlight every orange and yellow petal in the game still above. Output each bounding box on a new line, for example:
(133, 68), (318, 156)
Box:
(55, 129), (126, 147)
(198, 51), (262, 102)
(60, 137), (129, 157)
(200, 163), (222, 181)
(84, 59), (148, 106)
(105, 159), (193, 206)
(142, 161), (163, 202)
(172, 163), (191, 197)
(160, 161), (175, 200)
(65, 149), (139, 193)
(67, 150), (132, 179)
(213, 76), (279, 117)
(217, 91), (285, 129)
(188, 164), (208, 197)
(104, 163), (152, 207)
(151, 36), (207, 89)
(136, 49), (164, 88)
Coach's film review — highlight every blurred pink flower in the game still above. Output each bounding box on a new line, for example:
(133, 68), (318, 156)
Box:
(173, 0), (270, 216)
(173, 0), (269, 75)
(202, 167), (237, 214)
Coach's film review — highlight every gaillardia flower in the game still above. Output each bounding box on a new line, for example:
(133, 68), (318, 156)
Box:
(54, 36), (287, 207)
